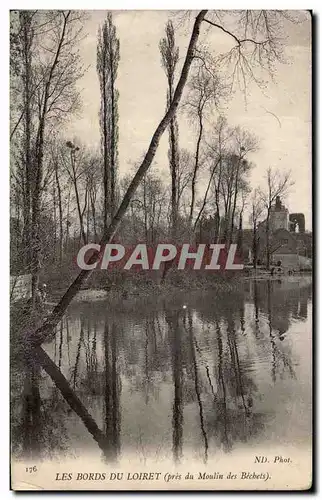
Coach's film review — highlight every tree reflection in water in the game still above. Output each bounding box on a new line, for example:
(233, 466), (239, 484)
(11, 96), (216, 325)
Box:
(165, 309), (183, 464)
(11, 279), (312, 463)
(103, 320), (121, 461)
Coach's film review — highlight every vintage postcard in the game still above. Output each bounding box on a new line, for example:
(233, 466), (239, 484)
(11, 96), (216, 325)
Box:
(10, 9), (312, 491)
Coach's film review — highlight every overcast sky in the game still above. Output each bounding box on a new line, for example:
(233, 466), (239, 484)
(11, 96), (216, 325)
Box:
(67, 10), (312, 229)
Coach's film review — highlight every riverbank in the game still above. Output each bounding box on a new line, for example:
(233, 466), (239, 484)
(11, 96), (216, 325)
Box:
(49, 272), (243, 304)
(242, 272), (312, 284)
(45, 270), (312, 305)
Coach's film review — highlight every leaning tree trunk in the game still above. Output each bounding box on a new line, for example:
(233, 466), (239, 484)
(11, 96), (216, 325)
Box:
(193, 159), (219, 231)
(27, 10), (208, 347)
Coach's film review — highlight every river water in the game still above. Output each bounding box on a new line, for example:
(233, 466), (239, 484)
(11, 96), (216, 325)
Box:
(11, 277), (312, 465)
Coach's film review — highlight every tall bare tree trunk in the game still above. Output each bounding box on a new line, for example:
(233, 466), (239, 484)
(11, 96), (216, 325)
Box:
(266, 210), (270, 270)
(54, 163), (63, 266)
(70, 150), (87, 245)
(160, 20), (180, 239)
(31, 12), (70, 305)
(110, 66), (117, 218)
(189, 110), (203, 225)
(229, 158), (241, 244)
(169, 108), (178, 238)
(102, 71), (109, 231)
(21, 12), (33, 273)
(90, 188), (98, 242)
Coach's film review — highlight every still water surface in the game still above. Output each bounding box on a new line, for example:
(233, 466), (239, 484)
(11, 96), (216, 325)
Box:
(11, 278), (312, 464)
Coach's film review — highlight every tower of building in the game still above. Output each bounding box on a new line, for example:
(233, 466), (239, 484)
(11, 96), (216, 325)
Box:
(269, 196), (289, 231)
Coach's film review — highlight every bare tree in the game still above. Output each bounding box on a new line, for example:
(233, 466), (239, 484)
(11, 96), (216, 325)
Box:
(10, 10), (86, 305)
(236, 183), (250, 253)
(160, 20), (180, 238)
(177, 149), (193, 212)
(184, 67), (225, 226)
(46, 139), (66, 267)
(193, 156), (220, 232)
(120, 167), (168, 244)
(227, 128), (258, 244)
(206, 116), (231, 241)
(19, 12), (34, 271)
(53, 158), (63, 266)
(249, 188), (264, 268)
(31, 11), (85, 302)
(65, 141), (87, 245)
(204, 119), (257, 243)
(260, 167), (293, 269)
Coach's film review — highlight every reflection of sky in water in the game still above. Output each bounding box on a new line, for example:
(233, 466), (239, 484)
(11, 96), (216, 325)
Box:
(11, 278), (312, 463)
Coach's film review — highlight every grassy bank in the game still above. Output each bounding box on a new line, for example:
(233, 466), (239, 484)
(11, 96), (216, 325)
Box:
(43, 265), (244, 304)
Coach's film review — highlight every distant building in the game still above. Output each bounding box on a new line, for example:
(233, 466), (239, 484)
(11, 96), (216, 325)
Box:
(242, 197), (312, 270)
(269, 195), (307, 234)
(269, 196), (289, 231)
(268, 228), (312, 270)
(195, 197), (312, 270)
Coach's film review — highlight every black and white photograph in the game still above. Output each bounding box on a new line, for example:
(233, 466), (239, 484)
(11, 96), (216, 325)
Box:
(9, 9), (312, 491)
